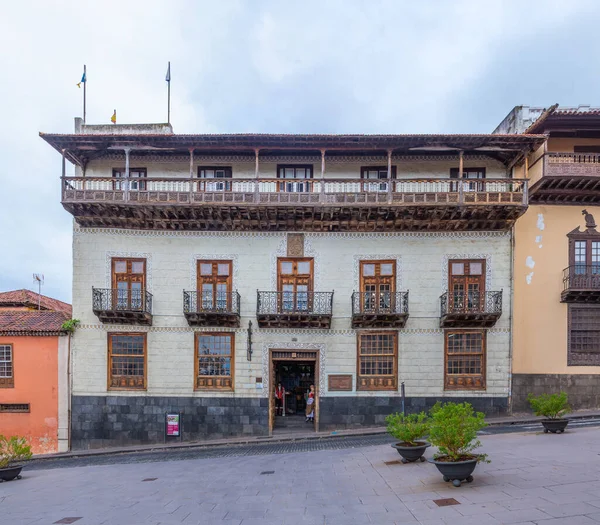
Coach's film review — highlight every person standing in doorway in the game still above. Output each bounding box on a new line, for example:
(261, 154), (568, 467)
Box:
(305, 384), (315, 423)
(275, 382), (285, 416)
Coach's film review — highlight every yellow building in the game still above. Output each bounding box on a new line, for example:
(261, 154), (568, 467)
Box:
(497, 105), (600, 411)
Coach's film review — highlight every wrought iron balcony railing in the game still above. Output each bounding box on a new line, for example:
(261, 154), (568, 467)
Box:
(563, 265), (600, 292)
(183, 290), (241, 315)
(256, 291), (334, 316)
(92, 288), (153, 314)
(440, 291), (502, 316)
(351, 291), (409, 315)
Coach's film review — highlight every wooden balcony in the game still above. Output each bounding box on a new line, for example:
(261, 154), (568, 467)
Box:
(92, 288), (153, 326)
(351, 291), (409, 329)
(530, 153), (600, 204)
(256, 291), (333, 329)
(61, 177), (527, 232)
(183, 290), (241, 327)
(561, 266), (600, 303)
(440, 291), (502, 328)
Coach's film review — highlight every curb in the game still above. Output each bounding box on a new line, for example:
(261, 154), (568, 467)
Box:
(31, 411), (600, 462)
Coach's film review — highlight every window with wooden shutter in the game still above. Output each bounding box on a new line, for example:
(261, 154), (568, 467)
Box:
(197, 260), (232, 311)
(111, 258), (146, 311)
(112, 168), (147, 191)
(276, 165), (313, 192)
(108, 333), (146, 390)
(0, 344), (14, 388)
(195, 333), (234, 390)
(360, 260), (396, 313)
(357, 332), (398, 391)
(198, 166), (233, 191)
(448, 259), (485, 313)
(445, 331), (486, 390)
(277, 258), (313, 311)
(568, 305), (600, 366)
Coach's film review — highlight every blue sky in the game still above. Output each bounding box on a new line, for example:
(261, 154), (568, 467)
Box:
(1, 0), (599, 303)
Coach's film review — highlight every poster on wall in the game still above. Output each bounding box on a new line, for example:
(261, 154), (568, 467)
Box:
(166, 413), (180, 436)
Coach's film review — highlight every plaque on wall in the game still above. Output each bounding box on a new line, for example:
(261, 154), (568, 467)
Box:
(328, 374), (353, 391)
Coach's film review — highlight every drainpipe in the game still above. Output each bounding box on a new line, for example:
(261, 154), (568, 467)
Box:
(67, 332), (72, 451)
(508, 226), (515, 415)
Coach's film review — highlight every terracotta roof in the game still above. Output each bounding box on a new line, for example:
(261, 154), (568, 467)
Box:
(0, 289), (72, 315)
(0, 311), (70, 336)
(525, 104), (600, 134)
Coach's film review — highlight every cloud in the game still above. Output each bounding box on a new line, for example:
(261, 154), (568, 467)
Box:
(0, 0), (599, 302)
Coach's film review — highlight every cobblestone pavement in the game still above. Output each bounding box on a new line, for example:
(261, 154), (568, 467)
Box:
(5, 426), (600, 525)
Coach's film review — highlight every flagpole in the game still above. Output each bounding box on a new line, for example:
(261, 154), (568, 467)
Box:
(83, 64), (87, 124)
(167, 61), (171, 124)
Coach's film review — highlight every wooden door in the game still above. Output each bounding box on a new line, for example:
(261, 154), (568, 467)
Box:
(197, 260), (232, 311)
(360, 261), (396, 313)
(112, 259), (146, 310)
(278, 258), (313, 312)
(448, 260), (485, 313)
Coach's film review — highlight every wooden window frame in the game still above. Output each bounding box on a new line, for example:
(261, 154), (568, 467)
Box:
(360, 166), (397, 179)
(276, 164), (314, 193)
(197, 260), (233, 311)
(111, 258), (147, 310)
(568, 231), (600, 267)
(194, 332), (235, 391)
(356, 331), (398, 391)
(359, 260), (396, 313)
(197, 166), (233, 191)
(277, 258), (314, 312)
(0, 344), (14, 388)
(568, 304), (600, 366)
(444, 330), (486, 391)
(107, 333), (147, 391)
(450, 167), (486, 191)
(112, 168), (147, 191)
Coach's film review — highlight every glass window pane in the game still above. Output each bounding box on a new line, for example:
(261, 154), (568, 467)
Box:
(380, 263), (393, 276)
(200, 263), (213, 276)
(452, 263), (465, 275)
(114, 261), (127, 273)
(469, 262), (483, 275)
(280, 262), (293, 274)
(362, 264), (375, 276)
(285, 168), (294, 178)
(131, 262), (144, 274)
(217, 264), (230, 276)
(297, 261), (311, 274)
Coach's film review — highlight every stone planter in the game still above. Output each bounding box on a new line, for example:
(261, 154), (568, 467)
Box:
(428, 457), (478, 487)
(391, 442), (430, 463)
(0, 465), (23, 482)
(541, 419), (569, 434)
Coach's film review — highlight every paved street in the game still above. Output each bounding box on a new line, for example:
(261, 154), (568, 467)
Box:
(5, 426), (600, 525)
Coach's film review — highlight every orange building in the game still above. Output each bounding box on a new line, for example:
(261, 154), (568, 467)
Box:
(0, 290), (71, 453)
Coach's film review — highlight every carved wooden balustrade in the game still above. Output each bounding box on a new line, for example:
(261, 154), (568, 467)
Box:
(61, 176), (528, 231)
(561, 265), (600, 303)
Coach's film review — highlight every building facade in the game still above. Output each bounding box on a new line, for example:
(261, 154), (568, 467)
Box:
(498, 106), (600, 410)
(0, 290), (71, 453)
(41, 121), (543, 449)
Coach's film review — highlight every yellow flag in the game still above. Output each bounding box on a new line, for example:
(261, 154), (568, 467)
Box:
(111, 110), (116, 124)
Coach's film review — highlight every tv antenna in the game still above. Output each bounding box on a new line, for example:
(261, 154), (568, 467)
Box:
(33, 274), (44, 310)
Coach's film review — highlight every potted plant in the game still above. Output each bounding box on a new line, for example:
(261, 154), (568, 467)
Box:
(427, 402), (488, 487)
(386, 411), (430, 463)
(527, 392), (570, 434)
(0, 435), (32, 482)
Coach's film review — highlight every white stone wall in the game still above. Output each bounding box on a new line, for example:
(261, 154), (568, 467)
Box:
(81, 156), (507, 180)
(71, 226), (512, 400)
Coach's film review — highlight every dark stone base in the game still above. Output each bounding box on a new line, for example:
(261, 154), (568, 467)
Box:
(319, 396), (508, 430)
(512, 374), (600, 412)
(71, 395), (269, 450)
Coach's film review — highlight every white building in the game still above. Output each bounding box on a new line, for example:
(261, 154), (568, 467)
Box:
(41, 120), (544, 449)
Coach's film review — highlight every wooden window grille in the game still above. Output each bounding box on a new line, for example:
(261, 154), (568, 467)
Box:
(195, 333), (234, 391)
(0, 344), (14, 388)
(108, 333), (146, 390)
(569, 306), (600, 356)
(357, 332), (397, 391)
(445, 331), (486, 390)
(112, 168), (147, 191)
(0, 403), (29, 413)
